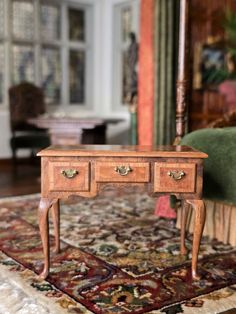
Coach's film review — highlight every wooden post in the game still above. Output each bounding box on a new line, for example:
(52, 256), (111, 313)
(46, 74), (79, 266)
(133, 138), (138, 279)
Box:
(175, 0), (190, 144)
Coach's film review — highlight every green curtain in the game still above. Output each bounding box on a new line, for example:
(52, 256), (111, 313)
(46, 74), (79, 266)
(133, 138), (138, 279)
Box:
(153, 0), (180, 145)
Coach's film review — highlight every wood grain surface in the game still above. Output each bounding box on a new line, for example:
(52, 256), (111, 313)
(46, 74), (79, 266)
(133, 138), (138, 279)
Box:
(38, 145), (207, 281)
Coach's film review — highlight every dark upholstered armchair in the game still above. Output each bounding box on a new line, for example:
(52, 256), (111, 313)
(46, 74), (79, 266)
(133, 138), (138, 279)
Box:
(9, 82), (50, 163)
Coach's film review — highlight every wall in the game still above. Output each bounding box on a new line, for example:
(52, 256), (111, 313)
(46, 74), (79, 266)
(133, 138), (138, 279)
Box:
(137, 0), (154, 146)
(0, 111), (11, 157)
(189, 0), (236, 130)
(0, 0), (140, 158)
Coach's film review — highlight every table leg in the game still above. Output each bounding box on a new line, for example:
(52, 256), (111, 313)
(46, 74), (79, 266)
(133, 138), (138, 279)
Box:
(180, 200), (188, 255)
(51, 199), (60, 253)
(187, 199), (206, 280)
(38, 198), (55, 279)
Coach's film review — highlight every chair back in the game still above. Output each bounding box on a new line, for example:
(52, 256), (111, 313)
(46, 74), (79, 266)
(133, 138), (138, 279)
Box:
(9, 82), (45, 132)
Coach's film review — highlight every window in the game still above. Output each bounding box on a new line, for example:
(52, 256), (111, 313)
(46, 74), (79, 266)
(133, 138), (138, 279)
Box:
(0, 0), (92, 108)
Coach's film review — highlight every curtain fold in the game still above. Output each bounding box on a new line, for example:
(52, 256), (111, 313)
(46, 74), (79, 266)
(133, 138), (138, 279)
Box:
(154, 0), (180, 145)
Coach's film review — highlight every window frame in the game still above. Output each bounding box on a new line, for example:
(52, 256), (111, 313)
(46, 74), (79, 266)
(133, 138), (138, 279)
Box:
(0, 0), (93, 112)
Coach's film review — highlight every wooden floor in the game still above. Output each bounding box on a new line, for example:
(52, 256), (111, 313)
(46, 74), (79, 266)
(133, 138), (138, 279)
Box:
(0, 158), (41, 197)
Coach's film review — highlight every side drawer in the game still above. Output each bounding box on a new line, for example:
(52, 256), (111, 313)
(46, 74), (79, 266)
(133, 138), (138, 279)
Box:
(48, 161), (89, 192)
(95, 162), (150, 183)
(154, 162), (196, 193)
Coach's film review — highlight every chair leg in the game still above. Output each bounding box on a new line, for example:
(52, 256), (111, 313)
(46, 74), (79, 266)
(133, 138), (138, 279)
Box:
(30, 150), (35, 164)
(11, 148), (17, 170)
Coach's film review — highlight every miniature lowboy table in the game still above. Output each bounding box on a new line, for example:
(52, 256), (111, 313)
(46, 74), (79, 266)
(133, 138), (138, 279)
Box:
(37, 145), (208, 279)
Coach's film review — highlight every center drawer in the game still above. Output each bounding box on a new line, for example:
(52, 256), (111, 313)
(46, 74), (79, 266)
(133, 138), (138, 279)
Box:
(95, 162), (150, 183)
(48, 161), (89, 192)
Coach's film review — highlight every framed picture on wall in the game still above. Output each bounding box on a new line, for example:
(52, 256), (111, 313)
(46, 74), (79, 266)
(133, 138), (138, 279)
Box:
(193, 43), (227, 90)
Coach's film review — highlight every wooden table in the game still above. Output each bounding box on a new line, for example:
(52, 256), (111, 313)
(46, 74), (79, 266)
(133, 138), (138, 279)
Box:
(28, 116), (122, 145)
(37, 145), (207, 280)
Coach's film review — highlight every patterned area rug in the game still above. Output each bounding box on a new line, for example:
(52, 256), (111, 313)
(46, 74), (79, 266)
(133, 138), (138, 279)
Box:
(0, 192), (236, 314)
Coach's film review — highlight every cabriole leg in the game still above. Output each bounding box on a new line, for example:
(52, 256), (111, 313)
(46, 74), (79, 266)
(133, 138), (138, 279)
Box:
(51, 199), (60, 253)
(180, 200), (189, 255)
(187, 199), (206, 280)
(38, 198), (56, 279)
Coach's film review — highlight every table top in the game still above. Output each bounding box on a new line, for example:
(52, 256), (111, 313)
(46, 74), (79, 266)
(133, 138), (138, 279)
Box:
(28, 116), (123, 129)
(38, 145), (208, 158)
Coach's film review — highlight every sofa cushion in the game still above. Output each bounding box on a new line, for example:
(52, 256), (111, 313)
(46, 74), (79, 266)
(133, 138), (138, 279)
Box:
(180, 127), (236, 204)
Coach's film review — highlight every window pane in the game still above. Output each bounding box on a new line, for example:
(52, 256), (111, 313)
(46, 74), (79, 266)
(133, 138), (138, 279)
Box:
(13, 45), (34, 84)
(0, 0), (4, 38)
(0, 44), (4, 103)
(41, 4), (60, 41)
(12, 0), (34, 40)
(68, 8), (85, 42)
(69, 50), (85, 104)
(121, 6), (132, 42)
(42, 48), (61, 104)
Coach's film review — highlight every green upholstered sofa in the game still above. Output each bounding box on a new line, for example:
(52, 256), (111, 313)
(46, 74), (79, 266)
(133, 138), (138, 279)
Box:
(181, 127), (236, 205)
(174, 127), (236, 246)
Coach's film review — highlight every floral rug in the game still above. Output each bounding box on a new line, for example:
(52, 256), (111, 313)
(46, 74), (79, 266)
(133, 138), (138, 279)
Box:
(0, 193), (236, 314)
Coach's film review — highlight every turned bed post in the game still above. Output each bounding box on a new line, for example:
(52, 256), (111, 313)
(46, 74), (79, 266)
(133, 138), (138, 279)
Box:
(175, 0), (190, 143)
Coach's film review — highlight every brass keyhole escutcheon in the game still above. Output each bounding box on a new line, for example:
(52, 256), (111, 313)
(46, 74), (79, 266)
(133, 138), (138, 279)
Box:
(61, 169), (79, 179)
(114, 165), (132, 176)
(167, 170), (185, 181)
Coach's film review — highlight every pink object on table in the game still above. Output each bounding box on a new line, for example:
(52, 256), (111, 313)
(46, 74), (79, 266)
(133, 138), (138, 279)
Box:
(154, 195), (177, 219)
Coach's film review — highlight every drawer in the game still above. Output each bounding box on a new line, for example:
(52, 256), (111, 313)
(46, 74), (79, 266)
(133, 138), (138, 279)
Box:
(48, 161), (89, 192)
(154, 162), (196, 193)
(95, 162), (150, 183)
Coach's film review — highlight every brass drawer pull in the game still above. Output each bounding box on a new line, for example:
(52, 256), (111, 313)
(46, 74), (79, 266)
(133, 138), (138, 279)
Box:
(61, 169), (79, 179)
(168, 170), (185, 181)
(114, 165), (132, 176)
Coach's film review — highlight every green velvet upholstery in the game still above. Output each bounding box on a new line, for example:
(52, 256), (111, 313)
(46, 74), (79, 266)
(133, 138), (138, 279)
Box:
(180, 127), (236, 205)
